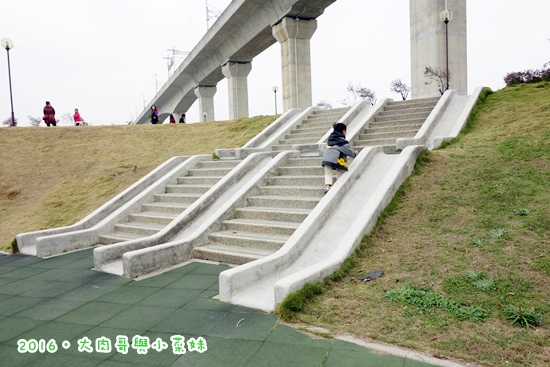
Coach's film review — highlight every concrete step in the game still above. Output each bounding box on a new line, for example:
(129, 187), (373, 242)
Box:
(186, 168), (233, 177)
(247, 195), (320, 209)
(357, 130), (418, 140)
(366, 123), (423, 134)
(98, 232), (145, 245)
(193, 244), (272, 265)
(153, 193), (202, 204)
(278, 136), (320, 145)
(165, 184), (211, 194)
(268, 175), (324, 186)
(272, 144), (294, 151)
(294, 121), (333, 130)
(176, 176), (222, 185)
(208, 230), (288, 251)
(369, 118), (426, 128)
(381, 105), (435, 115)
(259, 185), (325, 198)
(286, 157), (323, 166)
(141, 202), (189, 214)
(235, 206), (311, 222)
(374, 111), (431, 122)
(354, 137), (399, 147)
(278, 165), (324, 176)
(114, 222), (164, 236)
(386, 97), (439, 108)
(285, 131), (326, 140)
(222, 218), (300, 236)
(197, 160), (241, 169)
(128, 212), (177, 225)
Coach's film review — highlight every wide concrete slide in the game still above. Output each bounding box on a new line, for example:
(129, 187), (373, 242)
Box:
(16, 156), (189, 256)
(218, 145), (423, 311)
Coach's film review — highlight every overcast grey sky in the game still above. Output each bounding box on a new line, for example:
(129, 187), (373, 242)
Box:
(1, 0), (549, 126)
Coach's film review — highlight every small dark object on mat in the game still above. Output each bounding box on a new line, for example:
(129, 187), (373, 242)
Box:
(358, 270), (383, 281)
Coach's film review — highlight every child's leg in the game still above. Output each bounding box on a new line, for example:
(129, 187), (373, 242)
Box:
(334, 169), (343, 182)
(324, 166), (333, 190)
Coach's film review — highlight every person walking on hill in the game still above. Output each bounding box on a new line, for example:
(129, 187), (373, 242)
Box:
(321, 123), (357, 194)
(179, 113), (186, 123)
(42, 101), (56, 127)
(169, 114), (176, 124)
(150, 105), (159, 124)
(73, 108), (83, 126)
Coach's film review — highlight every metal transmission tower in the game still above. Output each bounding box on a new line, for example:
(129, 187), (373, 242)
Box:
(163, 47), (190, 78)
(205, 0), (221, 30)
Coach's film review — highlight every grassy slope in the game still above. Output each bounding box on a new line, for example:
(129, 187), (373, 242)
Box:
(0, 116), (276, 252)
(1, 83), (549, 366)
(288, 82), (550, 367)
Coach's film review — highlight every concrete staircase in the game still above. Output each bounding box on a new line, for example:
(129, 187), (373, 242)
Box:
(193, 156), (325, 265)
(98, 159), (241, 244)
(353, 97), (439, 151)
(272, 107), (349, 151)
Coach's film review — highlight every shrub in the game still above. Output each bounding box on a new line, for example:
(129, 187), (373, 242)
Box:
(504, 68), (550, 85)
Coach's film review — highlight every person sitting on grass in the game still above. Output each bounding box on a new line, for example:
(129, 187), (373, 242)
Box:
(321, 122), (357, 194)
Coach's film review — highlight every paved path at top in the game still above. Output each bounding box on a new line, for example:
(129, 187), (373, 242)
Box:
(0, 250), (445, 366)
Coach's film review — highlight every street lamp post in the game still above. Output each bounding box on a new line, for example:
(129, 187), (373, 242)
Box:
(440, 5), (453, 92)
(272, 86), (278, 115)
(1, 38), (15, 126)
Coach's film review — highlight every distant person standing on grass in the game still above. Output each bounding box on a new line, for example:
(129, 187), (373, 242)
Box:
(169, 114), (176, 124)
(42, 101), (56, 127)
(179, 113), (186, 123)
(73, 108), (83, 126)
(321, 123), (357, 194)
(150, 105), (159, 124)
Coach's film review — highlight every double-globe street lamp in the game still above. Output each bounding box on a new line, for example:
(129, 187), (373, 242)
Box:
(439, 3), (453, 92)
(1, 38), (15, 127)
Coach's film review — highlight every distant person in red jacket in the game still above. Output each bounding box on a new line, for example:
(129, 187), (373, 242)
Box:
(169, 114), (176, 124)
(42, 101), (56, 127)
(73, 108), (82, 126)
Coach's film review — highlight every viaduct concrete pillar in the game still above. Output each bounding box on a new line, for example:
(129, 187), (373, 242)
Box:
(222, 61), (252, 120)
(410, 0), (467, 98)
(194, 85), (217, 122)
(273, 17), (317, 111)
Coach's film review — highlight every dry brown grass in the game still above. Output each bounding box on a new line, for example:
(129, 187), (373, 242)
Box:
(286, 83), (550, 367)
(0, 116), (276, 252)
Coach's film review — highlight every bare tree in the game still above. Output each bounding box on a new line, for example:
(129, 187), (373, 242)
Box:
(316, 100), (332, 110)
(390, 79), (410, 100)
(340, 83), (377, 106)
(61, 112), (74, 126)
(357, 87), (377, 105)
(28, 116), (41, 126)
(424, 66), (450, 95)
(2, 117), (17, 126)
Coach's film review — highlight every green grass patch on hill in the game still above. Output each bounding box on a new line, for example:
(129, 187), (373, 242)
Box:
(0, 116), (277, 251)
(278, 82), (550, 367)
